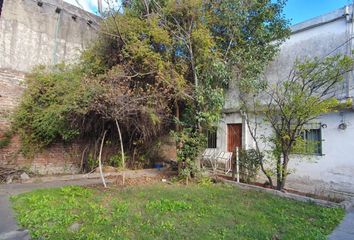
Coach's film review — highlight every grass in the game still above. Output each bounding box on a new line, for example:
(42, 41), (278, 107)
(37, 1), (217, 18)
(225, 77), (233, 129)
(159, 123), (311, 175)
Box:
(11, 183), (344, 240)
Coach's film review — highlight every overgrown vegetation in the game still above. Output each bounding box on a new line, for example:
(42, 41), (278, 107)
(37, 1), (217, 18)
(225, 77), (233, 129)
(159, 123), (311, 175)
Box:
(13, 65), (94, 155)
(11, 0), (289, 173)
(12, 184), (344, 239)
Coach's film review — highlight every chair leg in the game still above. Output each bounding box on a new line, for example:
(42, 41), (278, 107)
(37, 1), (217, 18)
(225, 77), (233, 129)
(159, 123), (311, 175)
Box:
(225, 160), (231, 174)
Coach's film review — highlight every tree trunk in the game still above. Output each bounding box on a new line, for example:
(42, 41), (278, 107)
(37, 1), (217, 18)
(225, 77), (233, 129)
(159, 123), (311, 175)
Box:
(259, 158), (274, 187)
(276, 155), (282, 190)
(241, 109), (274, 188)
(175, 100), (180, 131)
(80, 146), (88, 173)
(279, 152), (290, 190)
(188, 39), (198, 88)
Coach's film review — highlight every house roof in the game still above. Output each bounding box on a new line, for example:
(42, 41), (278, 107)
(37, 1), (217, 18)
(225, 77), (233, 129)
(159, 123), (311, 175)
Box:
(291, 5), (350, 34)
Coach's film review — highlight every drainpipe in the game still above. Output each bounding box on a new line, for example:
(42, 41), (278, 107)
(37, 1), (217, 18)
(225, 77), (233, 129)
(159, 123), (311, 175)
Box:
(344, 5), (352, 99)
(97, 0), (102, 15)
(349, 2), (354, 100)
(52, 1), (64, 66)
(350, 2), (354, 99)
(343, 4), (354, 101)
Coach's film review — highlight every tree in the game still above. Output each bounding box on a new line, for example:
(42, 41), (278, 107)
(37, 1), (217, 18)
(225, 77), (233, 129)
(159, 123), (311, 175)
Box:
(242, 54), (354, 190)
(12, 0), (290, 176)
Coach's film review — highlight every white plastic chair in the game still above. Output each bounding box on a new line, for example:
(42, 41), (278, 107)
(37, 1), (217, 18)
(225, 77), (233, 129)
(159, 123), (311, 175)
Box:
(216, 152), (233, 174)
(201, 148), (219, 168)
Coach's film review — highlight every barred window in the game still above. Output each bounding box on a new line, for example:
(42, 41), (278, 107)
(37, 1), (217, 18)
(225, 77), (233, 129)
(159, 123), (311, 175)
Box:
(297, 124), (322, 155)
(207, 129), (217, 148)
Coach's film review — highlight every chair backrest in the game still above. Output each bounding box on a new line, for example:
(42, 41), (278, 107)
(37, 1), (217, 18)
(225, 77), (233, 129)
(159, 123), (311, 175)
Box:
(217, 151), (232, 160)
(210, 149), (219, 157)
(202, 148), (212, 157)
(223, 152), (233, 160)
(202, 148), (220, 158)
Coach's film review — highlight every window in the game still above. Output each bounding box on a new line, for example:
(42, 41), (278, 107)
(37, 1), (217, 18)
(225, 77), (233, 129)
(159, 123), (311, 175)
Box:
(207, 129), (217, 148)
(298, 127), (322, 155)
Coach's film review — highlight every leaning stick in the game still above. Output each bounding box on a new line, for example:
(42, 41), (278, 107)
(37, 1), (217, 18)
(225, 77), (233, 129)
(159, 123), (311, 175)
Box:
(98, 130), (108, 188)
(115, 119), (125, 185)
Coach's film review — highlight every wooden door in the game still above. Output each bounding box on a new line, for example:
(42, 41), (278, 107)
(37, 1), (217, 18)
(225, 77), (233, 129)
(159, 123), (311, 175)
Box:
(227, 124), (242, 152)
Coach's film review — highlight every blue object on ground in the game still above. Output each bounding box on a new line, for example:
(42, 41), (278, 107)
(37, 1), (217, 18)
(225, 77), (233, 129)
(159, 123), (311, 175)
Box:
(154, 163), (163, 170)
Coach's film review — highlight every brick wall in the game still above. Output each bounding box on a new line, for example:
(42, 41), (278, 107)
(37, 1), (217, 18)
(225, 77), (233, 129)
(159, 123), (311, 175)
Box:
(0, 69), (24, 128)
(0, 68), (82, 174)
(0, 0), (99, 174)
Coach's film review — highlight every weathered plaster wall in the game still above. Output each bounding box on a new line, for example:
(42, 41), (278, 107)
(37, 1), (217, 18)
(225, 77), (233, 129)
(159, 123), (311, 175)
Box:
(219, 111), (354, 198)
(0, 0), (98, 174)
(286, 112), (354, 198)
(221, 6), (354, 198)
(0, 0), (98, 71)
(266, 8), (351, 100)
(265, 7), (354, 197)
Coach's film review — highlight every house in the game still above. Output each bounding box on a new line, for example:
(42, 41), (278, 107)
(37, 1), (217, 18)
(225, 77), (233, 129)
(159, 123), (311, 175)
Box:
(214, 5), (354, 198)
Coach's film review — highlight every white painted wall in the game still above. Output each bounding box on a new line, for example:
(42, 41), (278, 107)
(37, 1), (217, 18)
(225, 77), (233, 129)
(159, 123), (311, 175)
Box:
(265, 10), (351, 100)
(218, 111), (354, 197)
(287, 111), (354, 196)
(220, 6), (354, 198)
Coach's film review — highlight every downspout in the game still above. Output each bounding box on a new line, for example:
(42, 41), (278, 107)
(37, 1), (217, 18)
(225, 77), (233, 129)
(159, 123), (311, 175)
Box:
(97, 0), (102, 15)
(346, 3), (354, 100)
(351, 1), (354, 100)
(52, 2), (63, 65)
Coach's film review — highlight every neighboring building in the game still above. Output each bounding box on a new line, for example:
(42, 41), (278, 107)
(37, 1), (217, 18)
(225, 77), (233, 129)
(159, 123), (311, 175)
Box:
(0, 0), (98, 174)
(216, 5), (354, 198)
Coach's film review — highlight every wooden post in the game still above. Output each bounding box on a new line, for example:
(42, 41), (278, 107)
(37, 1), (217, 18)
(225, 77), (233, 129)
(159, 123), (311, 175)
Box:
(236, 147), (240, 183)
(232, 150), (236, 181)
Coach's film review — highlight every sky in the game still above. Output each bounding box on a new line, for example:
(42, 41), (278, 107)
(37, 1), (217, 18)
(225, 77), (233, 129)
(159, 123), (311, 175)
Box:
(64, 0), (351, 25)
(63, 0), (99, 14)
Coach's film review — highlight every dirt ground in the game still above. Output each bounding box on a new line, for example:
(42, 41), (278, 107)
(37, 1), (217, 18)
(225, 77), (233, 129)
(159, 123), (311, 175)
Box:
(89, 170), (178, 190)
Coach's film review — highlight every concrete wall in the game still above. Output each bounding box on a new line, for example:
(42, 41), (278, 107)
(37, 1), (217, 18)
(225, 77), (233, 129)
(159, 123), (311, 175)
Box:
(0, 0), (98, 71)
(287, 111), (354, 197)
(218, 111), (354, 198)
(220, 5), (354, 198)
(266, 6), (352, 100)
(0, 0), (98, 174)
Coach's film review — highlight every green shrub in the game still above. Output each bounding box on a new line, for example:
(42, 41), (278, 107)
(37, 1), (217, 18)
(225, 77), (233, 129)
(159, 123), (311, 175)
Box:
(0, 130), (12, 149)
(108, 153), (126, 168)
(87, 154), (98, 171)
(13, 65), (96, 154)
(239, 149), (261, 183)
(197, 176), (213, 186)
(173, 128), (206, 163)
